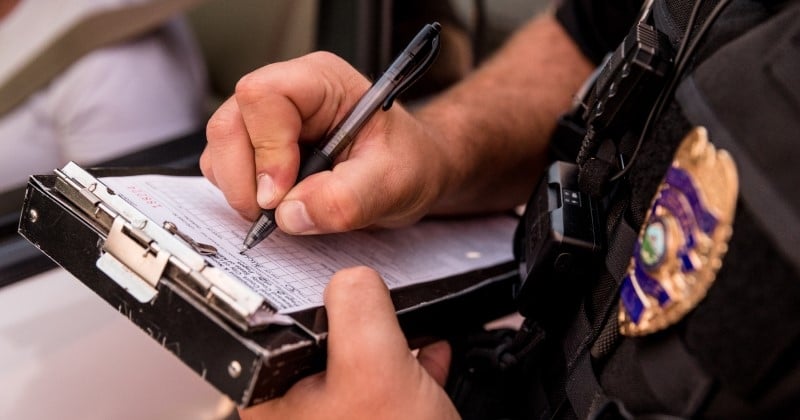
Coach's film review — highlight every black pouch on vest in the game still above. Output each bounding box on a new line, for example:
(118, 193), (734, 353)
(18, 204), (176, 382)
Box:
(513, 161), (603, 325)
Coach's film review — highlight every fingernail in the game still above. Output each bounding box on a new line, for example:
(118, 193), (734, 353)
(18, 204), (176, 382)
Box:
(280, 201), (316, 234)
(256, 174), (276, 208)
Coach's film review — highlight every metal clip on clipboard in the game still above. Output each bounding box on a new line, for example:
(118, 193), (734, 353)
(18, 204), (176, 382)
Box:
(52, 162), (293, 332)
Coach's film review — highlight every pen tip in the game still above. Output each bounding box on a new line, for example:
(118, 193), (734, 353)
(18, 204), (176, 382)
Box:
(239, 245), (249, 254)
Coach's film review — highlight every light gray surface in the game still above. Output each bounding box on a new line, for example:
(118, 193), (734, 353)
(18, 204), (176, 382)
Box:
(0, 269), (224, 420)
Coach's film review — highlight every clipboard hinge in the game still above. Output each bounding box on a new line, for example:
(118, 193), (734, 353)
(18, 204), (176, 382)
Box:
(52, 163), (294, 330)
(99, 216), (168, 302)
(53, 168), (119, 229)
(99, 216), (293, 329)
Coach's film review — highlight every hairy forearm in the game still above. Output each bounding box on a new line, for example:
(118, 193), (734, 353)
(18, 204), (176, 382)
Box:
(416, 13), (594, 214)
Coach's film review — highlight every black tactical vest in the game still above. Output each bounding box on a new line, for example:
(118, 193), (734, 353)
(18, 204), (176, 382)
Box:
(446, 1), (800, 418)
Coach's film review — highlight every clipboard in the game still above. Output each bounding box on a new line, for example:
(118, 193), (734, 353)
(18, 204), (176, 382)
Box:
(18, 162), (520, 406)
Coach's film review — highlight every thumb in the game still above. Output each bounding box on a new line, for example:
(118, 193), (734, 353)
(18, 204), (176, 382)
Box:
(323, 267), (411, 378)
(275, 109), (441, 235)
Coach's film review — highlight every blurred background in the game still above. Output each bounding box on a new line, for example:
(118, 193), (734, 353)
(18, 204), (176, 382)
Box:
(0, 1), (545, 418)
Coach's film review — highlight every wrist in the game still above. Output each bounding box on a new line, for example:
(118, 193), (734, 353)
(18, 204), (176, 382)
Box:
(412, 100), (471, 214)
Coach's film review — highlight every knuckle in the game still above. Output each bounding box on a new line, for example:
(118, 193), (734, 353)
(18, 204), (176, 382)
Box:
(305, 50), (345, 66)
(234, 72), (263, 103)
(205, 118), (225, 140)
(198, 148), (209, 167)
(199, 152), (212, 177)
(254, 138), (293, 157)
(206, 107), (239, 143)
(235, 63), (289, 105)
(234, 69), (285, 109)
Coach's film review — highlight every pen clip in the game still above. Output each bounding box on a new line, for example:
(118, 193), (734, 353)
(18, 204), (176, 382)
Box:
(381, 22), (442, 111)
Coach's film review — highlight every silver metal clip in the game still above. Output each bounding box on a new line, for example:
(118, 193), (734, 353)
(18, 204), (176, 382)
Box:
(97, 217), (170, 303)
(163, 221), (218, 256)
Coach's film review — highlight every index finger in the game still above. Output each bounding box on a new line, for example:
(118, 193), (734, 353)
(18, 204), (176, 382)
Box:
(204, 96), (258, 219)
(234, 52), (371, 209)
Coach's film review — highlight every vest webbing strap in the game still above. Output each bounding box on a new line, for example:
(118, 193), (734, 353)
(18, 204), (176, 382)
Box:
(0, 0), (206, 118)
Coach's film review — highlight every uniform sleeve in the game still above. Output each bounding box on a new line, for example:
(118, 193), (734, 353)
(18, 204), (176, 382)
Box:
(554, 0), (645, 64)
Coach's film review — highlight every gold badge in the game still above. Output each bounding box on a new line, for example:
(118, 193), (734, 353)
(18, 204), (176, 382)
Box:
(619, 127), (738, 336)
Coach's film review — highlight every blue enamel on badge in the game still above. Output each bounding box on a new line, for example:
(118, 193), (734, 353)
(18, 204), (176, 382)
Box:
(619, 127), (739, 336)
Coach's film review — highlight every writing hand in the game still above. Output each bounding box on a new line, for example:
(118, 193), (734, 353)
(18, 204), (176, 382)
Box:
(201, 52), (451, 234)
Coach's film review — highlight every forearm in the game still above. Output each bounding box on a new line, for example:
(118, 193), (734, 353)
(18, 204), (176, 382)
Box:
(417, 13), (594, 214)
(202, 12), (595, 235)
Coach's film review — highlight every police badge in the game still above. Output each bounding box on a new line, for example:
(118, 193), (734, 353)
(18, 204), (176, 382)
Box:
(619, 127), (738, 336)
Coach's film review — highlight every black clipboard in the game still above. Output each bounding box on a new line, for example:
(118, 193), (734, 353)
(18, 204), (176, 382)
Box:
(18, 162), (520, 406)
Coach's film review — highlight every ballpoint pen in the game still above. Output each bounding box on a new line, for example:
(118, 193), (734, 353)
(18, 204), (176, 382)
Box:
(240, 22), (442, 253)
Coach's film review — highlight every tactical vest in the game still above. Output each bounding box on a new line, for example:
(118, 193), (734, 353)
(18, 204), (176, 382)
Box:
(445, 1), (800, 418)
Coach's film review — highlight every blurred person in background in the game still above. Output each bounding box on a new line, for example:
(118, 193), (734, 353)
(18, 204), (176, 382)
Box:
(0, 0), (207, 192)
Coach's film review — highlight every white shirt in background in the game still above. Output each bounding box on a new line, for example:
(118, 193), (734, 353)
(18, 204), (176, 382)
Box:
(0, 0), (208, 192)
